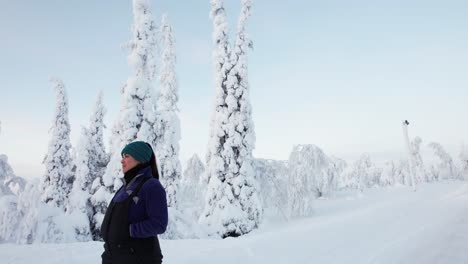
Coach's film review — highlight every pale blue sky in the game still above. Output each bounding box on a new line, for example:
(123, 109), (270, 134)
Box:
(1, 0), (467, 178)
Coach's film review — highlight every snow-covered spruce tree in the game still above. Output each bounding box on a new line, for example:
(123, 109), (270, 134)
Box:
(41, 78), (74, 210)
(66, 92), (109, 241)
(428, 142), (458, 180)
(66, 127), (93, 241)
(201, 0), (262, 238)
(155, 14), (182, 208)
(103, 0), (158, 192)
(80, 92), (111, 240)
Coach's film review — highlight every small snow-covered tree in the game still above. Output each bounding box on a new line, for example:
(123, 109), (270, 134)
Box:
(41, 78), (74, 210)
(254, 158), (288, 219)
(380, 161), (397, 186)
(104, 0), (158, 192)
(341, 154), (381, 191)
(201, 0), (262, 238)
(0, 193), (20, 242)
(328, 156), (347, 193)
(156, 14), (182, 208)
(459, 145), (468, 180)
(162, 154), (207, 240)
(287, 145), (331, 217)
(0, 154), (25, 196)
(411, 137), (426, 183)
(180, 154), (205, 211)
(0, 155), (22, 242)
(428, 142), (458, 180)
(9, 178), (80, 244)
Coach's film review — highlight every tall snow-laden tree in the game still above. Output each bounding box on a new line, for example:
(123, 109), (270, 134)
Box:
(85, 92), (111, 240)
(156, 14), (182, 208)
(67, 92), (109, 241)
(201, 0), (262, 238)
(41, 78), (74, 210)
(66, 127), (93, 241)
(103, 0), (158, 192)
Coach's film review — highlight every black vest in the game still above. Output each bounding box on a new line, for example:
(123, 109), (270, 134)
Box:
(101, 177), (162, 264)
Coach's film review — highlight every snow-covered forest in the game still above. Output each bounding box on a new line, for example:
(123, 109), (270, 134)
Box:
(1, 0), (468, 263)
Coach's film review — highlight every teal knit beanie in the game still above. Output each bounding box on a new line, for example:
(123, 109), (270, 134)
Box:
(121, 141), (152, 163)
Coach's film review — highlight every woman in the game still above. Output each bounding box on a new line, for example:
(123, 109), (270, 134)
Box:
(101, 141), (168, 264)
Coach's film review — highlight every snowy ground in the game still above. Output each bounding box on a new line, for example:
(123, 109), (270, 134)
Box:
(2, 181), (468, 264)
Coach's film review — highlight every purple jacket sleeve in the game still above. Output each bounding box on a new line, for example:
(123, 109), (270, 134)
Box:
(130, 179), (168, 237)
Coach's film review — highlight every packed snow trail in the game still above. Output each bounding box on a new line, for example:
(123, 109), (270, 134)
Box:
(1, 181), (468, 264)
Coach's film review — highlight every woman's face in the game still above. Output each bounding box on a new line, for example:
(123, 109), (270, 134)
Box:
(121, 154), (140, 173)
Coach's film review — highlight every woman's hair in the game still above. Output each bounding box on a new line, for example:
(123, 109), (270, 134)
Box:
(145, 143), (160, 179)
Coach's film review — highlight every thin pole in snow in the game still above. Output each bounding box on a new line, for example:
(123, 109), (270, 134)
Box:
(402, 120), (416, 191)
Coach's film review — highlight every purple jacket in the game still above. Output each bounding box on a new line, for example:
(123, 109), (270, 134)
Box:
(112, 166), (168, 237)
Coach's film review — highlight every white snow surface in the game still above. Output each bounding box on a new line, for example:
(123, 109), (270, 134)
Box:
(2, 181), (468, 264)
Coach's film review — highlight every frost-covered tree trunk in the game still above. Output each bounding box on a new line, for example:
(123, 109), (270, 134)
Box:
(411, 137), (426, 183)
(41, 78), (74, 210)
(201, 0), (262, 238)
(156, 14), (182, 209)
(104, 0), (158, 192)
(402, 121), (416, 190)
